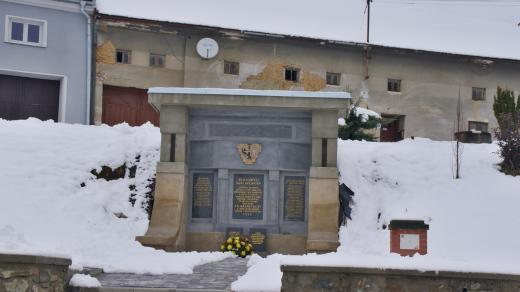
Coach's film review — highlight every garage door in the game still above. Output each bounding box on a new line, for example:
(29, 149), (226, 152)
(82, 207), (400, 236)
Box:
(102, 85), (159, 126)
(0, 74), (60, 121)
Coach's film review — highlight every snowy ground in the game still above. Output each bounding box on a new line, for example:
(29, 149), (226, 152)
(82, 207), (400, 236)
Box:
(233, 138), (520, 291)
(0, 119), (228, 274)
(1, 119), (520, 291)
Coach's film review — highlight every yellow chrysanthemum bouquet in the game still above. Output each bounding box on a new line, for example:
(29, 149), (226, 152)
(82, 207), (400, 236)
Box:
(220, 235), (254, 258)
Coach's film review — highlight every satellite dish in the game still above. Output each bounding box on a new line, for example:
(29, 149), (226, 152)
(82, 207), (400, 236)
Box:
(196, 38), (219, 59)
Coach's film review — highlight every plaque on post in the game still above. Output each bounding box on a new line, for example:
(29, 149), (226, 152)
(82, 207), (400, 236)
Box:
(249, 228), (267, 252)
(284, 176), (306, 221)
(192, 173), (214, 218)
(225, 227), (243, 238)
(232, 174), (264, 220)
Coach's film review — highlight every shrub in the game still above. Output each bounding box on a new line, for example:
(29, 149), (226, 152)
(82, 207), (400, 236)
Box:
(220, 235), (254, 258)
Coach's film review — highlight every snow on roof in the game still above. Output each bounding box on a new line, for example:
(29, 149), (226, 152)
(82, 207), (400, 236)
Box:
(148, 87), (351, 99)
(96, 0), (520, 61)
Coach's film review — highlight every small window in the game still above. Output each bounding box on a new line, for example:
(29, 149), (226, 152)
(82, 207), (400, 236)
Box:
(285, 67), (299, 82)
(326, 72), (341, 86)
(5, 15), (46, 47)
(387, 79), (401, 92)
(224, 61), (239, 75)
(468, 121), (488, 133)
(116, 49), (131, 64)
(149, 53), (165, 68)
(472, 87), (486, 101)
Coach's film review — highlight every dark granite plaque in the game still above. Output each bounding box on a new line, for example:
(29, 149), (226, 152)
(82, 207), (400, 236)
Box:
(192, 173), (214, 218)
(226, 227), (243, 238)
(249, 228), (267, 252)
(284, 176), (306, 221)
(232, 174), (264, 220)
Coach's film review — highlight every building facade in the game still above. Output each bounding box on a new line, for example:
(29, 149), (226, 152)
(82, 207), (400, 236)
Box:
(94, 14), (520, 141)
(0, 0), (94, 124)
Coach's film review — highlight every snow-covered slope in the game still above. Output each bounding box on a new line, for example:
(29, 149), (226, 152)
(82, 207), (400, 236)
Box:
(232, 138), (520, 291)
(97, 0), (520, 60)
(2, 119), (520, 290)
(0, 119), (228, 274)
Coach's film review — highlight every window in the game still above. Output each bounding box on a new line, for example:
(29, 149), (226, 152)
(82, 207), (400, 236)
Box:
(468, 121), (488, 133)
(116, 49), (131, 64)
(149, 53), (165, 68)
(285, 67), (299, 82)
(224, 61), (239, 75)
(326, 72), (341, 86)
(472, 87), (486, 101)
(4, 15), (47, 47)
(387, 79), (401, 92)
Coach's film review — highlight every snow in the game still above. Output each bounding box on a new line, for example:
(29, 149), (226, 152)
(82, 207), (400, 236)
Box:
(69, 274), (101, 288)
(339, 106), (380, 125)
(148, 87), (351, 99)
(96, 0), (520, 61)
(232, 138), (520, 292)
(0, 118), (229, 274)
(3, 119), (520, 291)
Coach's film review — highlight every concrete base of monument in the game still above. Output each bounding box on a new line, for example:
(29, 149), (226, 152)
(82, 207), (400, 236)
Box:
(185, 232), (309, 254)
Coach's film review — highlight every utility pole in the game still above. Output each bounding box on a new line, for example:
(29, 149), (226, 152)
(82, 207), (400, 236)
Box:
(367, 0), (372, 43)
(364, 0), (373, 80)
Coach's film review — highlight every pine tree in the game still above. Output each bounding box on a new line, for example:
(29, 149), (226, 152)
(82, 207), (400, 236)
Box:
(338, 99), (381, 141)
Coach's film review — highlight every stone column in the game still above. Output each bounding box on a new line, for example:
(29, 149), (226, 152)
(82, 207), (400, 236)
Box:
(307, 110), (340, 252)
(136, 105), (189, 251)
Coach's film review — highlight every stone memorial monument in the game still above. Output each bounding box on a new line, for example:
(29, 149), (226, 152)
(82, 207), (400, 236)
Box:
(136, 88), (350, 254)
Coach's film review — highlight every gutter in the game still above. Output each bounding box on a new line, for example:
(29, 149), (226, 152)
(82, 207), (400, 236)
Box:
(80, 1), (92, 125)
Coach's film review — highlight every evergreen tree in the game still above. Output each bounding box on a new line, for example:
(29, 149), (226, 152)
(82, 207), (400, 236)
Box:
(493, 87), (520, 176)
(338, 99), (381, 141)
(493, 87), (518, 129)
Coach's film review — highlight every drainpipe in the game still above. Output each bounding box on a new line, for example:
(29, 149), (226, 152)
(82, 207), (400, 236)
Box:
(80, 1), (92, 125)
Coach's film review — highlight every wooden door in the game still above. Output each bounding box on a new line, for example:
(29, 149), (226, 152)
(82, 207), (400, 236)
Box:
(0, 74), (59, 121)
(380, 119), (400, 142)
(102, 85), (159, 126)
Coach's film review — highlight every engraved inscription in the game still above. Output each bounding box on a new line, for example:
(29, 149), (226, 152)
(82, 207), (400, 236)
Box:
(192, 173), (214, 218)
(249, 228), (267, 252)
(232, 174), (264, 220)
(284, 176), (306, 221)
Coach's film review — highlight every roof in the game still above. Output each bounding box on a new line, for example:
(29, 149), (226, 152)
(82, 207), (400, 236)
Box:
(148, 87), (352, 99)
(96, 0), (520, 61)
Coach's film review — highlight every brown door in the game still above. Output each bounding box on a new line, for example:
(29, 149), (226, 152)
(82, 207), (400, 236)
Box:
(0, 74), (59, 121)
(102, 85), (159, 126)
(380, 118), (403, 142)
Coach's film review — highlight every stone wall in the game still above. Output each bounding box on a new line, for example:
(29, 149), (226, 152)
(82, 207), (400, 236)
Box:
(0, 253), (71, 292)
(281, 265), (520, 292)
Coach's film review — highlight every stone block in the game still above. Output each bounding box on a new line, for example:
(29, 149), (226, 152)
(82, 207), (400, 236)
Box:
(312, 110), (339, 139)
(136, 171), (188, 250)
(307, 174), (339, 252)
(160, 105), (188, 134)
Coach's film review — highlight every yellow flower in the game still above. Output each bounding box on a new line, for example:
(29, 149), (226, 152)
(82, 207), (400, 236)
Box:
(227, 244), (232, 250)
(241, 251), (246, 257)
(227, 238), (232, 243)
(245, 246), (250, 251)
(236, 243), (241, 248)
(220, 244), (225, 251)
(241, 241), (245, 245)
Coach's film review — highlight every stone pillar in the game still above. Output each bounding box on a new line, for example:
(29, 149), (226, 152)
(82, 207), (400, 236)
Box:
(93, 76), (104, 125)
(307, 110), (339, 252)
(136, 105), (189, 251)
